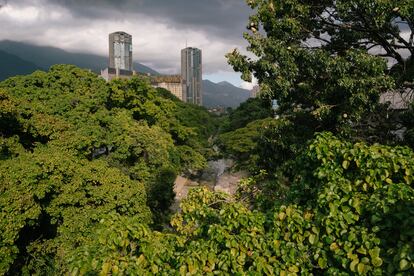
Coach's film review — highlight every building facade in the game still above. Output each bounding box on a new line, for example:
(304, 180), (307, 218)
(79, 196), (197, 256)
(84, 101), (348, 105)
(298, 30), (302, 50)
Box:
(109, 31), (133, 72)
(100, 67), (135, 82)
(151, 75), (183, 100)
(181, 47), (202, 105)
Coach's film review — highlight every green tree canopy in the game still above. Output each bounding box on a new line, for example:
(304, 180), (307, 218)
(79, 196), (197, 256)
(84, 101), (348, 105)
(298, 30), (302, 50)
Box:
(227, 0), (414, 139)
(68, 133), (414, 275)
(0, 65), (217, 274)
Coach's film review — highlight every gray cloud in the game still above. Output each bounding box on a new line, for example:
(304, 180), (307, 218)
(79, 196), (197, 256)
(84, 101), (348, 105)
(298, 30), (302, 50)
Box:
(0, 0), (7, 8)
(0, 0), (254, 84)
(46, 0), (251, 38)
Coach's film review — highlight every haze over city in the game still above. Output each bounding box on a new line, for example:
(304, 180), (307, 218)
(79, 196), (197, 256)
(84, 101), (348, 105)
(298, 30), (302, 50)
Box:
(0, 0), (258, 89)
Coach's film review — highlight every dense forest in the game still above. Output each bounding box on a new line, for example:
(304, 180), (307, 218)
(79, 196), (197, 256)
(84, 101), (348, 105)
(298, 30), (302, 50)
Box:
(0, 65), (218, 274)
(1, 0), (414, 275)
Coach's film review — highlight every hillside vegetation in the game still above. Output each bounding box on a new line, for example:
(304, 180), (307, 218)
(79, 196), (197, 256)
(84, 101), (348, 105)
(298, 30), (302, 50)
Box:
(1, 64), (413, 275)
(1, 0), (414, 274)
(0, 65), (217, 274)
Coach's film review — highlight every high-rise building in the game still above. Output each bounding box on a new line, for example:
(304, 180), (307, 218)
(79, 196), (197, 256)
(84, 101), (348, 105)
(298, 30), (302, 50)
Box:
(181, 47), (202, 105)
(109, 31), (133, 72)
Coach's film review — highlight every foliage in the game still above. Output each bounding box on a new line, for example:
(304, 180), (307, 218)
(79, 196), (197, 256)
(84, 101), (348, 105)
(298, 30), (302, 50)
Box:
(256, 115), (317, 173)
(105, 80), (215, 173)
(218, 118), (275, 171)
(68, 133), (414, 275)
(0, 65), (217, 274)
(155, 87), (218, 140)
(240, 132), (414, 274)
(0, 147), (152, 274)
(217, 97), (274, 171)
(147, 167), (177, 228)
(227, 0), (414, 150)
(402, 101), (414, 148)
(221, 97), (272, 132)
(231, 0), (413, 90)
(3, 1), (414, 273)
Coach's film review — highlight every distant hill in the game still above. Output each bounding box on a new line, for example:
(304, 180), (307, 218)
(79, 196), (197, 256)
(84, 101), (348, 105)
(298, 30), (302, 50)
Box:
(202, 80), (250, 108)
(0, 50), (43, 80)
(0, 40), (250, 107)
(0, 40), (159, 76)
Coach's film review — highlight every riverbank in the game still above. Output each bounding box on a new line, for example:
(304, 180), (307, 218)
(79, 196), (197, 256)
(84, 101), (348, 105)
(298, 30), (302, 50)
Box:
(172, 159), (248, 211)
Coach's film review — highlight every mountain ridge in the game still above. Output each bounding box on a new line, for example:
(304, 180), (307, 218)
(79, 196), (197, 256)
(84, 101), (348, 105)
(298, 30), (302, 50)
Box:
(202, 79), (250, 108)
(0, 50), (43, 80)
(0, 40), (159, 75)
(0, 40), (251, 108)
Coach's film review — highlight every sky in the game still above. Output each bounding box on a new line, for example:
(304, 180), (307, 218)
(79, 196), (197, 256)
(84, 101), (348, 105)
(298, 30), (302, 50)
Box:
(0, 0), (257, 89)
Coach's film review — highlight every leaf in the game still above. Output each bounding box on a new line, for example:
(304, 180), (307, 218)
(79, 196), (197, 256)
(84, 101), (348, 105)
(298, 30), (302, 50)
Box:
(309, 234), (316, 245)
(100, 262), (111, 275)
(112, 265), (119, 274)
(318, 258), (327, 268)
(288, 265), (299, 273)
(342, 160), (350, 169)
(357, 263), (365, 274)
(330, 242), (339, 251)
(350, 259), (359, 272)
(179, 265), (187, 275)
(371, 257), (383, 267)
(356, 247), (367, 255)
(399, 259), (410, 271)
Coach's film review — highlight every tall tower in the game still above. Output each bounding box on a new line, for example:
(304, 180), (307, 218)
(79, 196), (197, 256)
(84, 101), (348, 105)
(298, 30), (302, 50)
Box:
(181, 47), (202, 105)
(109, 31), (133, 72)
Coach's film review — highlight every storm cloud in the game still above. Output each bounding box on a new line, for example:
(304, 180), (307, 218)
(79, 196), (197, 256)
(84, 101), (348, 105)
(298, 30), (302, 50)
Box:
(47, 0), (251, 37)
(0, 0), (254, 85)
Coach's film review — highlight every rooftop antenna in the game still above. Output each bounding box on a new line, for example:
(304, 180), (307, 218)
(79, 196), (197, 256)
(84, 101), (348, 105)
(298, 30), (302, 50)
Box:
(186, 39), (188, 48)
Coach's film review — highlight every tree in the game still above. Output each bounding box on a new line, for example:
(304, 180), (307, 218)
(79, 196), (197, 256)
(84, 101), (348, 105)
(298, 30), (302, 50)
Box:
(68, 133), (414, 275)
(0, 65), (218, 274)
(222, 97), (272, 132)
(219, 118), (275, 171)
(0, 147), (152, 274)
(401, 99), (414, 149)
(227, 0), (414, 143)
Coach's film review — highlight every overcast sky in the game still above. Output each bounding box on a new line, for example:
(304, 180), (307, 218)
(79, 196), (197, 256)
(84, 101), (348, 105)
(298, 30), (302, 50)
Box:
(0, 0), (257, 88)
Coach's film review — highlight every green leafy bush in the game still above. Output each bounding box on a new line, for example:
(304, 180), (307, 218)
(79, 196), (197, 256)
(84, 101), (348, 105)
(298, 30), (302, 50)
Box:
(68, 133), (414, 275)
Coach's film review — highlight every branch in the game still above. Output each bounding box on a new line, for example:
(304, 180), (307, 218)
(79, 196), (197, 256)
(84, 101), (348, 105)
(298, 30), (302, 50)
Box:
(352, 8), (406, 64)
(404, 81), (414, 88)
(387, 29), (414, 55)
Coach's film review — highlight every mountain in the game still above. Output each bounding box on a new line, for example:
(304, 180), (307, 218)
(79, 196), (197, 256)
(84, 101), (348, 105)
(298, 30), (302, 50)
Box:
(0, 50), (43, 80)
(0, 40), (250, 107)
(202, 80), (250, 108)
(0, 40), (159, 77)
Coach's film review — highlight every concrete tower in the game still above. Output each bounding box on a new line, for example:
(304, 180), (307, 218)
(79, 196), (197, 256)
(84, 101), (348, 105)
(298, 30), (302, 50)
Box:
(109, 31), (133, 72)
(181, 47), (202, 105)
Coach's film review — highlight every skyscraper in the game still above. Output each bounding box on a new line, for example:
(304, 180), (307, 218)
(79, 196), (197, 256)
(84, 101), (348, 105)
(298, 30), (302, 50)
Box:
(181, 47), (202, 105)
(109, 31), (133, 72)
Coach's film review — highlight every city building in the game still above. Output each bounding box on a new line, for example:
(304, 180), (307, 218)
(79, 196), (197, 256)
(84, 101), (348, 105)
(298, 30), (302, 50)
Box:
(151, 75), (183, 100)
(101, 31), (134, 81)
(181, 47), (202, 105)
(109, 31), (133, 71)
(101, 33), (198, 104)
(100, 67), (136, 81)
